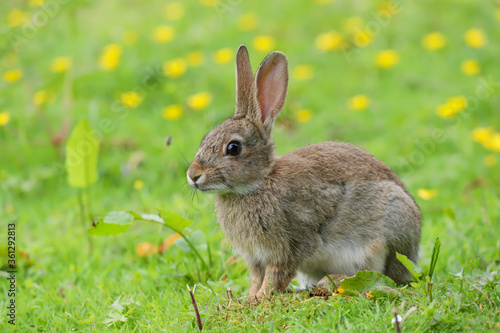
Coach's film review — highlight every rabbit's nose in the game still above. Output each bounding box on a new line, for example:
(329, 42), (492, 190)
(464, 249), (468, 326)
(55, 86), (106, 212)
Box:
(187, 158), (205, 188)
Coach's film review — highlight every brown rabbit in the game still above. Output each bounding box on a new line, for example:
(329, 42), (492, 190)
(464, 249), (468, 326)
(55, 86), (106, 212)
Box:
(187, 45), (421, 300)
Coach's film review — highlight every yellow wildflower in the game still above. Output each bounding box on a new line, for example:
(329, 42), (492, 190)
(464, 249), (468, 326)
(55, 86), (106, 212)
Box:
(483, 133), (500, 152)
(464, 29), (486, 48)
(292, 65), (314, 81)
(472, 127), (493, 144)
(163, 58), (187, 78)
(7, 9), (26, 27)
(295, 109), (313, 123)
(162, 105), (183, 120)
(3, 69), (23, 82)
(417, 188), (437, 200)
(200, 0), (220, 6)
(343, 16), (364, 34)
(0, 112), (10, 126)
(134, 180), (144, 190)
(120, 92), (143, 108)
(213, 48), (233, 64)
(99, 43), (122, 70)
(375, 50), (399, 69)
(353, 29), (375, 47)
(187, 92), (212, 110)
(253, 35), (275, 52)
(436, 96), (467, 119)
(29, 0), (45, 6)
(123, 30), (138, 46)
(33, 90), (55, 106)
(348, 95), (371, 111)
(484, 155), (496, 167)
(187, 51), (204, 66)
(51, 57), (72, 73)
(315, 31), (345, 52)
(153, 26), (175, 43)
(460, 60), (480, 76)
(164, 2), (185, 20)
(496, 8), (500, 22)
(238, 13), (257, 31)
(314, 0), (334, 4)
(422, 32), (446, 50)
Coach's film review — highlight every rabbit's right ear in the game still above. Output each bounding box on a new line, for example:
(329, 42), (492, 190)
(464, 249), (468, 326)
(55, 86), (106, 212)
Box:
(234, 45), (254, 118)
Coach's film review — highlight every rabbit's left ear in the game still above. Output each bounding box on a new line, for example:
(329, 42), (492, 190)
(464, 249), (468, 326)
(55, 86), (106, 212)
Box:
(234, 45), (254, 118)
(254, 51), (288, 130)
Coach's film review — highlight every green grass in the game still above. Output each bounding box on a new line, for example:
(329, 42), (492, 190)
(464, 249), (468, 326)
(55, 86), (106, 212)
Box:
(1, 0), (500, 331)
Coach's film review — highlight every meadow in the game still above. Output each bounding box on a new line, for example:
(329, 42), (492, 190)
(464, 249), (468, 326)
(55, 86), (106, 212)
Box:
(1, 0), (499, 331)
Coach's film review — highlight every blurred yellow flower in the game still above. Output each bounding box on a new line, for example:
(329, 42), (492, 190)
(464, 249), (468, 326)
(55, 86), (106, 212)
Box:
(460, 60), (480, 76)
(292, 65), (314, 81)
(315, 31), (345, 52)
(134, 180), (144, 190)
(7, 9), (26, 27)
(253, 35), (275, 52)
(314, 0), (334, 4)
(187, 51), (204, 66)
(33, 90), (55, 106)
(164, 2), (185, 20)
(436, 96), (468, 119)
(123, 30), (138, 46)
(99, 43), (122, 70)
(213, 48), (233, 64)
(162, 105), (183, 120)
(0, 112), (10, 126)
(484, 155), (497, 167)
(496, 8), (500, 22)
(417, 188), (437, 200)
(353, 29), (375, 47)
(421, 32), (446, 50)
(187, 92), (212, 110)
(3, 69), (23, 82)
(29, 0), (45, 6)
(120, 92), (143, 108)
(464, 29), (486, 48)
(238, 13), (258, 31)
(375, 50), (400, 69)
(483, 133), (500, 152)
(343, 16), (364, 34)
(153, 26), (175, 43)
(51, 57), (72, 73)
(200, 0), (219, 6)
(295, 109), (313, 123)
(472, 127), (493, 144)
(163, 58), (187, 78)
(348, 95), (371, 111)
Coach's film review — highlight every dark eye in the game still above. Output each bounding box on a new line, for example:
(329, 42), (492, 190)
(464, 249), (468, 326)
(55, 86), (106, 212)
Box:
(226, 141), (242, 156)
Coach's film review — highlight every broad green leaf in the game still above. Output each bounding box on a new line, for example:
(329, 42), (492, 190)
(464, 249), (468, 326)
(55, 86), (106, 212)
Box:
(157, 208), (193, 232)
(369, 285), (400, 300)
(65, 119), (100, 188)
(174, 229), (207, 254)
(396, 252), (422, 282)
(87, 211), (134, 235)
(338, 271), (396, 292)
(428, 238), (441, 279)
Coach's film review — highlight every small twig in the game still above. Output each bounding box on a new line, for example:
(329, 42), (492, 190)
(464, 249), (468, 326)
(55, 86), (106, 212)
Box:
(187, 285), (203, 331)
(402, 306), (418, 324)
(464, 277), (493, 304)
(392, 309), (401, 333)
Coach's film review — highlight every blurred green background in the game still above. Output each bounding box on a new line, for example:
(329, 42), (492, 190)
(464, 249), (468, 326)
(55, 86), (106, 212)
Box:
(1, 0), (499, 331)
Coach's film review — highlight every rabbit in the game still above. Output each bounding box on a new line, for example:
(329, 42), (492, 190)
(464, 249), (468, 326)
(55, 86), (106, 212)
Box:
(187, 45), (421, 300)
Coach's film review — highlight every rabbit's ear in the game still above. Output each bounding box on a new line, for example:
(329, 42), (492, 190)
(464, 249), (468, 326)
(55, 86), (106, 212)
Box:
(234, 45), (254, 118)
(254, 51), (288, 130)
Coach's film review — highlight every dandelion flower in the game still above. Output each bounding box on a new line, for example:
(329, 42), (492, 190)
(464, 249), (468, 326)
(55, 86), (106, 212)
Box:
(134, 180), (144, 190)
(472, 127), (493, 144)
(253, 35), (275, 52)
(3, 69), (23, 82)
(343, 16), (364, 34)
(484, 155), (496, 167)
(315, 31), (345, 52)
(460, 60), (480, 76)
(0, 111), (10, 126)
(51, 57), (72, 73)
(163, 58), (187, 78)
(99, 43), (122, 70)
(7, 9), (25, 27)
(29, 0), (45, 6)
(187, 51), (204, 66)
(164, 2), (185, 20)
(483, 133), (500, 152)
(33, 90), (55, 106)
(200, 0), (220, 6)
(292, 65), (314, 81)
(496, 8), (500, 22)
(162, 105), (183, 120)
(417, 188), (437, 200)
(295, 109), (313, 123)
(238, 13), (257, 31)
(213, 48), (233, 64)
(464, 29), (486, 48)
(153, 26), (175, 43)
(187, 92), (212, 110)
(353, 29), (375, 47)
(120, 92), (143, 108)
(375, 50), (399, 69)
(348, 95), (371, 111)
(421, 32), (446, 50)
(123, 30), (138, 46)
(436, 96), (467, 119)
(314, 0), (334, 4)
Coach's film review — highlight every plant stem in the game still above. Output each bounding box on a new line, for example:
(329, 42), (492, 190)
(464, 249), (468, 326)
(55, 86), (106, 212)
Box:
(187, 285), (203, 331)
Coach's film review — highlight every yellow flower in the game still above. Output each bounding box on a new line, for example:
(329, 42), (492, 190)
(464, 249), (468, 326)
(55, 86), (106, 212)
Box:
(483, 133), (500, 152)
(472, 127), (493, 144)
(7, 9), (26, 27)
(29, 0), (45, 6)
(200, 0), (220, 6)
(484, 155), (497, 167)
(187, 92), (212, 110)
(3, 69), (23, 82)
(33, 90), (55, 106)
(315, 31), (345, 52)
(436, 96), (468, 119)
(292, 65), (314, 81)
(417, 188), (437, 200)
(295, 109), (313, 123)
(134, 180), (144, 190)
(238, 13), (257, 31)
(162, 105), (183, 120)
(120, 92), (143, 108)
(0, 112), (10, 126)
(314, 0), (334, 4)
(464, 29), (486, 48)
(343, 16), (364, 34)
(213, 48), (233, 64)
(51, 57), (72, 73)
(496, 8), (500, 22)
(123, 30), (138, 46)
(187, 51), (204, 66)
(460, 60), (480, 76)
(164, 2), (185, 20)
(353, 29), (375, 47)
(153, 26), (175, 43)
(99, 43), (122, 70)
(375, 50), (400, 69)
(163, 58), (187, 78)
(253, 35), (275, 52)
(422, 32), (446, 50)
(348, 95), (371, 111)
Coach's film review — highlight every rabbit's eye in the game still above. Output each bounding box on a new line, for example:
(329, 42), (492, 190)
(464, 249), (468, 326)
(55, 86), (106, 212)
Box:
(226, 141), (242, 156)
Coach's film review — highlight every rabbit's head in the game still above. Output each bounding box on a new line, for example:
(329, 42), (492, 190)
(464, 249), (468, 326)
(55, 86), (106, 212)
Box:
(187, 45), (288, 194)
